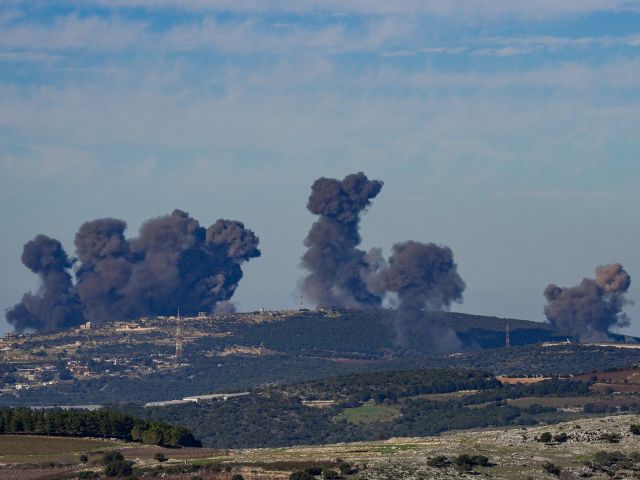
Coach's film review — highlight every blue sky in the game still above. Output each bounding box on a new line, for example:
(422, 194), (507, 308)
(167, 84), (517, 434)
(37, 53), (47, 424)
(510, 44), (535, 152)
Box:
(1, 1), (639, 335)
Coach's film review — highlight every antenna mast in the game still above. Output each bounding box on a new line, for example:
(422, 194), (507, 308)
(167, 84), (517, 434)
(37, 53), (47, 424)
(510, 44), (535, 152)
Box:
(175, 307), (183, 359)
(505, 320), (510, 349)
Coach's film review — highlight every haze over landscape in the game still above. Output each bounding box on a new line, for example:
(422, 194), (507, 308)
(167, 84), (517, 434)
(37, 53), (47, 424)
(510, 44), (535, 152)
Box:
(1, 1), (639, 337)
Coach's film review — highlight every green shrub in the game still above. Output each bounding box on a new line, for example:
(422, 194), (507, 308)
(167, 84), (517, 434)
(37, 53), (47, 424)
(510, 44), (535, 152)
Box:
(103, 451), (134, 477)
(471, 455), (490, 467)
(427, 455), (449, 468)
(289, 471), (314, 480)
(454, 454), (475, 472)
(587, 450), (632, 471)
(542, 461), (560, 476)
(153, 452), (168, 462)
(537, 432), (552, 443)
(630, 424), (640, 435)
(78, 471), (98, 479)
(453, 454), (491, 472)
(231, 475), (244, 480)
(599, 432), (621, 443)
(321, 469), (340, 479)
(553, 433), (569, 443)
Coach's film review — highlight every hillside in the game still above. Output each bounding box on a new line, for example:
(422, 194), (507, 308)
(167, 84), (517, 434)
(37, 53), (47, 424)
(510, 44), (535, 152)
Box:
(1, 309), (639, 406)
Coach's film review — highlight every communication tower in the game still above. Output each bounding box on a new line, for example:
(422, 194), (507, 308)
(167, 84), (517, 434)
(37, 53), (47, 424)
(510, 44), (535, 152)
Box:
(175, 307), (183, 359)
(505, 320), (511, 349)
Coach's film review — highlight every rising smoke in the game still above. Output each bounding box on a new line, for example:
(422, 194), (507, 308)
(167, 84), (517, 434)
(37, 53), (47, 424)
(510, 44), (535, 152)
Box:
(7, 210), (260, 332)
(301, 173), (465, 350)
(544, 263), (632, 341)
(6, 235), (84, 332)
(301, 172), (384, 307)
(377, 241), (466, 348)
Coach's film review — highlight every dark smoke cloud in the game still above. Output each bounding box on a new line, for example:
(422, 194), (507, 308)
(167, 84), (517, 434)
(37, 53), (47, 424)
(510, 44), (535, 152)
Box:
(7, 210), (260, 332)
(6, 235), (84, 332)
(301, 172), (384, 307)
(377, 241), (466, 349)
(301, 173), (466, 350)
(544, 263), (631, 341)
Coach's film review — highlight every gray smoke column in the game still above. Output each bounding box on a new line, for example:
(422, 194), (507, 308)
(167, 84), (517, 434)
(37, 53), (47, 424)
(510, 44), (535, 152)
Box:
(544, 263), (631, 341)
(301, 173), (466, 351)
(301, 172), (384, 307)
(7, 210), (260, 331)
(6, 235), (84, 332)
(378, 241), (466, 349)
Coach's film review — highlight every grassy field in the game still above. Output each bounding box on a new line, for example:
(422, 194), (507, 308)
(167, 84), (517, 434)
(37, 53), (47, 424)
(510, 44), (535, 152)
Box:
(335, 401), (400, 425)
(0, 435), (120, 463)
(4, 415), (640, 479)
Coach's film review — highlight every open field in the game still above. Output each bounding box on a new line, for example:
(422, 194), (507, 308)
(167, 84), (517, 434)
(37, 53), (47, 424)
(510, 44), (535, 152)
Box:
(0, 435), (120, 463)
(497, 376), (551, 385)
(335, 401), (400, 425)
(4, 415), (640, 479)
(591, 382), (640, 393)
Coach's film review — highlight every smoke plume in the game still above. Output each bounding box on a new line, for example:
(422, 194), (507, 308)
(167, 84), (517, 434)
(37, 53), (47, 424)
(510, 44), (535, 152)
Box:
(7, 210), (260, 332)
(301, 172), (384, 307)
(301, 173), (465, 350)
(377, 241), (466, 348)
(544, 263), (632, 341)
(6, 235), (84, 332)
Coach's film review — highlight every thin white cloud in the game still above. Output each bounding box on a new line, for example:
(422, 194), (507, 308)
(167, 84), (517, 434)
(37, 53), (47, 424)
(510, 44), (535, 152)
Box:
(0, 14), (149, 51)
(0, 50), (60, 62)
(0, 13), (413, 55)
(42, 0), (640, 18)
(4, 11), (637, 59)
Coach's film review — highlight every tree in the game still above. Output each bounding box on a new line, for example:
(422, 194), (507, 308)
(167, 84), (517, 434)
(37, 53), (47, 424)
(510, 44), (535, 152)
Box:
(103, 451), (134, 477)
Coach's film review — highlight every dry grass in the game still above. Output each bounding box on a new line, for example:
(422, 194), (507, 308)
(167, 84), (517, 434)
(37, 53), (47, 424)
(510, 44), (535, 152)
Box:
(0, 435), (119, 463)
(497, 376), (551, 385)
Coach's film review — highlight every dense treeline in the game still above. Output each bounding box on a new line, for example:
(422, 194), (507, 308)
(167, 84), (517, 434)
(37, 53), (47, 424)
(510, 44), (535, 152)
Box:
(461, 379), (592, 405)
(391, 400), (523, 436)
(121, 372), (622, 448)
(0, 408), (200, 447)
(283, 368), (500, 402)
(125, 391), (530, 448)
(204, 310), (555, 356)
(126, 374), (586, 448)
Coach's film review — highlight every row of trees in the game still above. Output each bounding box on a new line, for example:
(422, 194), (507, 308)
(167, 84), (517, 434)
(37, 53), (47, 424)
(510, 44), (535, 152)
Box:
(287, 368), (500, 402)
(0, 408), (200, 447)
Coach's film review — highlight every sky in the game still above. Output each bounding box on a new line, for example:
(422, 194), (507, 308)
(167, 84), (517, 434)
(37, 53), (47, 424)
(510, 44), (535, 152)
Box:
(1, 1), (639, 336)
